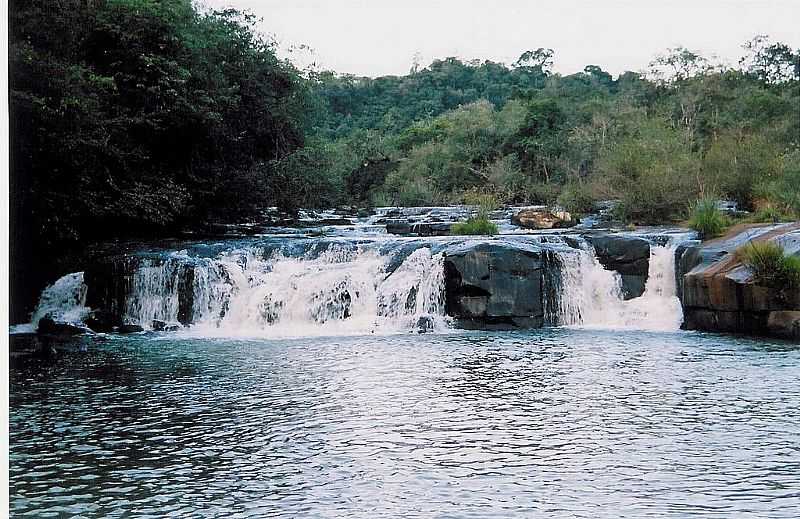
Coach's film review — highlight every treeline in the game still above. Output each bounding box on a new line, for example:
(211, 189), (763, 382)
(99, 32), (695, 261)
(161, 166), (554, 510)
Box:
(305, 41), (800, 223)
(8, 1), (800, 302)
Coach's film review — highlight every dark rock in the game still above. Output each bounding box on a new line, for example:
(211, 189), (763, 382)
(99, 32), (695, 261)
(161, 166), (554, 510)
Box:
(37, 316), (93, 336)
(386, 221), (412, 234)
(152, 319), (167, 331)
(585, 234), (650, 299)
(318, 218), (354, 226)
(163, 324), (182, 332)
(411, 222), (452, 236)
(415, 315), (435, 333)
(444, 241), (544, 328)
(118, 324), (145, 334)
(85, 256), (139, 323)
(85, 310), (117, 333)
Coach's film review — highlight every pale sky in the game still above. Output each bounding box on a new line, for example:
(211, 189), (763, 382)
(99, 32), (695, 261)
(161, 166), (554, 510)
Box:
(202, 0), (800, 78)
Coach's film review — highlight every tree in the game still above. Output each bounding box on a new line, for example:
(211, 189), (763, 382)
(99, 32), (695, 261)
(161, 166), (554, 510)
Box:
(649, 46), (712, 83)
(514, 48), (555, 75)
(740, 35), (799, 84)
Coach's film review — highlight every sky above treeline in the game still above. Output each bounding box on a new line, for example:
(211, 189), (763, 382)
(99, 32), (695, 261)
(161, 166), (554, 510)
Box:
(202, 0), (800, 77)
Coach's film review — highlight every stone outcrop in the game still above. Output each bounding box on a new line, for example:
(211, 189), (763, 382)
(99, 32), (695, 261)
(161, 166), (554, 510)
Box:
(443, 241), (545, 329)
(678, 223), (800, 340)
(512, 208), (576, 229)
(37, 315), (93, 336)
(386, 221), (453, 236)
(584, 234), (650, 299)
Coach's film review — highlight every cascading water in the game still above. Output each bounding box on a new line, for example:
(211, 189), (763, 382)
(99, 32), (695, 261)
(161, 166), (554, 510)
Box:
(550, 242), (683, 331)
(122, 245), (449, 337)
(17, 232), (688, 337)
(11, 272), (91, 333)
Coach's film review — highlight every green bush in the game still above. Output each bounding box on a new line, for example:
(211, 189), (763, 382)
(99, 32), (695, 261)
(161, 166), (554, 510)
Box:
(746, 205), (793, 223)
(736, 241), (800, 288)
(688, 198), (729, 239)
(451, 217), (498, 236)
(557, 182), (595, 215)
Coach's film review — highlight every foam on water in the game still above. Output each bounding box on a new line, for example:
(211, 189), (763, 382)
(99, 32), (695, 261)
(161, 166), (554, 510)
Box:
(11, 272), (91, 333)
(551, 243), (683, 331)
(125, 245), (450, 337)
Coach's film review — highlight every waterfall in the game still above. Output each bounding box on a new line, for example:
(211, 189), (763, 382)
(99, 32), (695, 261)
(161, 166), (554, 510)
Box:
(122, 245), (449, 337)
(17, 235), (686, 337)
(550, 243), (683, 331)
(11, 272), (91, 333)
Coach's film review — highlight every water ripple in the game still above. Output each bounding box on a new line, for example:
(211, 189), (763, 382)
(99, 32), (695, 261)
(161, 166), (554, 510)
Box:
(10, 329), (800, 517)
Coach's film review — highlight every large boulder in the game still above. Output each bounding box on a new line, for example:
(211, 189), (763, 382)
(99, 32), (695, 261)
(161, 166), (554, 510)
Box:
(37, 315), (93, 336)
(443, 241), (544, 328)
(678, 223), (800, 339)
(584, 234), (650, 299)
(512, 209), (576, 230)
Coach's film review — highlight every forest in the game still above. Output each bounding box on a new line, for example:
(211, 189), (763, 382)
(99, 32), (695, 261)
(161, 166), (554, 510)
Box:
(9, 0), (800, 308)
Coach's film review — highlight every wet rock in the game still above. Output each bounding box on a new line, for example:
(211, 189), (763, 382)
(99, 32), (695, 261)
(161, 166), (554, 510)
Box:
(385, 221), (412, 234)
(512, 209), (576, 230)
(443, 241), (544, 329)
(767, 311), (800, 341)
(118, 324), (145, 334)
(584, 234), (650, 299)
(411, 222), (452, 236)
(679, 223), (800, 339)
(317, 218), (354, 226)
(415, 315), (435, 333)
(152, 319), (167, 331)
(85, 310), (117, 333)
(37, 316), (93, 336)
(386, 220), (452, 236)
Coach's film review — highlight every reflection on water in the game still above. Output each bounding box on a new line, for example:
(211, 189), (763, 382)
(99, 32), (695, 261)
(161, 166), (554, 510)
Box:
(10, 329), (800, 517)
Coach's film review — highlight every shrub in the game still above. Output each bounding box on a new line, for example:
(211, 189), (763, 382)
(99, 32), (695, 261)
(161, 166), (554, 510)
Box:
(557, 182), (595, 215)
(451, 217), (498, 235)
(735, 241), (800, 288)
(746, 204), (793, 223)
(688, 198), (728, 239)
(753, 150), (800, 217)
(453, 190), (499, 235)
(462, 190), (499, 211)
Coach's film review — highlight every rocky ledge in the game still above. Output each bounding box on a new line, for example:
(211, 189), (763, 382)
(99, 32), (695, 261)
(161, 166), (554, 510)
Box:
(677, 222), (800, 340)
(443, 241), (548, 329)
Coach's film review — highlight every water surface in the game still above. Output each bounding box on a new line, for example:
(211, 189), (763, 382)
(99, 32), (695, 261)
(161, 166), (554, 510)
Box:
(10, 329), (800, 517)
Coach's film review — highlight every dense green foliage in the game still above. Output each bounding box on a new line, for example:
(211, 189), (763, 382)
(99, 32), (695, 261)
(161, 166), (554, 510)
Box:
(736, 241), (800, 288)
(689, 199), (729, 239)
(10, 0), (312, 247)
(305, 39), (800, 223)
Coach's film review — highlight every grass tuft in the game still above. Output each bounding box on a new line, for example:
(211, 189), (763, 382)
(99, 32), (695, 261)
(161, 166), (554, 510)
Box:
(451, 217), (498, 235)
(735, 241), (800, 288)
(688, 198), (729, 239)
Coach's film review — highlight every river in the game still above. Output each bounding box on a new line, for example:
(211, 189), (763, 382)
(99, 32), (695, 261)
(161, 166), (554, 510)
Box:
(9, 209), (800, 517)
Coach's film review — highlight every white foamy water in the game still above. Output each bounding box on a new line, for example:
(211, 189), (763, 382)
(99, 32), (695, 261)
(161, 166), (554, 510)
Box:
(552, 243), (683, 331)
(125, 246), (450, 338)
(11, 272), (91, 333)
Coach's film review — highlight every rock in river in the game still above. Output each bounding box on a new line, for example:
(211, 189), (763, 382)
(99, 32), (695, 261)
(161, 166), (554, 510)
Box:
(512, 208), (575, 229)
(443, 241), (544, 329)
